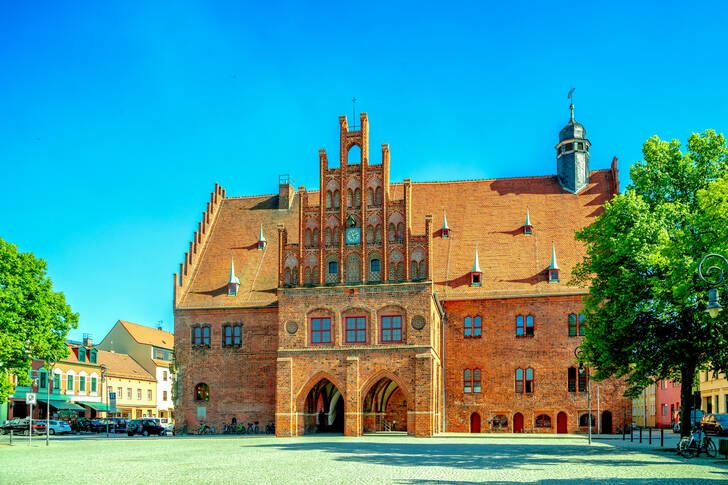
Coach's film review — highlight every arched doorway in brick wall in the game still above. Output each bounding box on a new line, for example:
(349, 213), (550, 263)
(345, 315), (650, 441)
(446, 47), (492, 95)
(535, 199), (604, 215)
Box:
(362, 377), (408, 433)
(470, 413), (481, 433)
(557, 412), (568, 434)
(602, 411), (612, 434)
(513, 412), (524, 433)
(303, 378), (344, 434)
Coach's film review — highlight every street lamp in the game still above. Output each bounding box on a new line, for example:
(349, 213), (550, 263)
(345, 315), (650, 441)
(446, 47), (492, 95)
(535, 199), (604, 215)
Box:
(575, 347), (592, 445)
(100, 364), (109, 438)
(699, 253), (727, 318)
(46, 355), (56, 447)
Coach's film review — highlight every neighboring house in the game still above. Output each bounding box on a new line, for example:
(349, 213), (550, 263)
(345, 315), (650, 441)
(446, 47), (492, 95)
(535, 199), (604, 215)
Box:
(96, 320), (175, 422)
(632, 384), (657, 427)
(699, 370), (728, 415)
(655, 379), (681, 429)
(96, 350), (156, 419)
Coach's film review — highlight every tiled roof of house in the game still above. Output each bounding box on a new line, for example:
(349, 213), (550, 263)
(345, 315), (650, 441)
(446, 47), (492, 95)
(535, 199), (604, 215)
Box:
(96, 350), (155, 380)
(151, 359), (171, 368)
(177, 170), (615, 308)
(118, 320), (174, 349)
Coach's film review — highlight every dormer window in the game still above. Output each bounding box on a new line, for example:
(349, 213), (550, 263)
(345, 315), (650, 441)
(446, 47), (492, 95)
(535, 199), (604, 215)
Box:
(89, 349), (97, 364)
(549, 269), (559, 282)
(441, 212), (451, 238)
(227, 256), (240, 295)
(78, 348), (86, 362)
(523, 208), (533, 235)
(442, 228), (450, 238)
(548, 241), (560, 283)
(471, 272), (481, 286)
(470, 246), (482, 287)
(228, 283), (238, 296)
(257, 224), (267, 250)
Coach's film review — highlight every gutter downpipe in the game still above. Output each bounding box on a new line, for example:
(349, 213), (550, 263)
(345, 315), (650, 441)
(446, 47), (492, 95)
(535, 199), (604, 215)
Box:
(434, 292), (446, 433)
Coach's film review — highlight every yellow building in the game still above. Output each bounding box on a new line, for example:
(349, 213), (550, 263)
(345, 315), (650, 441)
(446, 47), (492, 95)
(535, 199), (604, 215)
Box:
(699, 370), (728, 415)
(97, 350), (157, 419)
(632, 384), (657, 427)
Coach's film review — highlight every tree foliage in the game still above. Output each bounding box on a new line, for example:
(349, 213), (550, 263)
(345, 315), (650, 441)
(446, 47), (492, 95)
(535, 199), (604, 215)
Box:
(572, 130), (728, 436)
(0, 238), (77, 402)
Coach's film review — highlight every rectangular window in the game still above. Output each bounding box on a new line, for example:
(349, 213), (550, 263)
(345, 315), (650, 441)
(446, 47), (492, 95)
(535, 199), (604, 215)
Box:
(40, 372), (47, 389)
(345, 317), (366, 343)
(464, 317), (472, 337)
(78, 348), (86, 362)
(311, 317), (332, 344)
(53, 374), (60, 391)
(137, 389), (142, 400)
(155, 349), (164, 359)
(525, 368), (534, 393)
(473, 369), (481, 393)
(568, 367), (576, 392)
(328, 261), (337, 274)
(223, 325), (232, 346)
(381, 316), (403, 343)
(127, 388), (132, 400)
(525, 316), (534, 337)
(515, 369), (524, 393)
(516, 315), (524, 336)
(473, 316), (482, 337)
(148, 390), (152, 401)
(163, 391), (168, 401)
(79, 376), (86, 392)
(91, 377), (97, 393)
(67, 375), (74, 391)
(578, 369), (588, 392)
(371, 259), (380, 272)
(89, 350), (97, 364)
(163, 371), (168, 381)
(202, 326), (210, 347)
(463, 369), (472, 393)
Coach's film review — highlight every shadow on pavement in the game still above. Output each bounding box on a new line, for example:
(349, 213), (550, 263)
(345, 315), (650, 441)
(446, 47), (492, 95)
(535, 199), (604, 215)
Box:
(393, 480), (726, 485)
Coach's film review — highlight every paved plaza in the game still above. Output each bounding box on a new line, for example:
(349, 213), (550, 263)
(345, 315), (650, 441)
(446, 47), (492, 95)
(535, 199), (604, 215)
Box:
(1, 434), (726, 484)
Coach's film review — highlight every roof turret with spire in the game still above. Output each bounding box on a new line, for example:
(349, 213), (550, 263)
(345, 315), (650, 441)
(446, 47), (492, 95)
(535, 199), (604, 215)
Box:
(441, 211), (450, 238)
(257, 224), (267, 250)
(470, 246), (482, 286)
(555, 102), (591, 194)
(548, 241), (560, 283)
(227, 255), (240, 295)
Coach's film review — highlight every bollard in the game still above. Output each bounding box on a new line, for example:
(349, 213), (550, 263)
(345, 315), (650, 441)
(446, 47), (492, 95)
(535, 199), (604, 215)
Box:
(623, 425), (626, 440)
(9, 429), (12, 445)
(631, 426), (634, 442)
(649, 427), (652, 444)
(639, 427), (643, 443)
(661, 428), (664, 447)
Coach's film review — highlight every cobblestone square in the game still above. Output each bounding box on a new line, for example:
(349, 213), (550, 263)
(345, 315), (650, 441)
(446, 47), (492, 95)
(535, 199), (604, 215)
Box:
(1, 434), (726, 484)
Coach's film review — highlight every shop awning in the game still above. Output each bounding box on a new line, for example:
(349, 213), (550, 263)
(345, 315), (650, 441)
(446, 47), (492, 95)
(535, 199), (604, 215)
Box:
(76, 401), (114, 412)
(37, 399), (86, 411)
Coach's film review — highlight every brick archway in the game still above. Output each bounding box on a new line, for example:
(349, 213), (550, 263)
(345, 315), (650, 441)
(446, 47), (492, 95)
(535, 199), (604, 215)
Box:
(360, 370), (411, 434)
(295, 371), (346, 435)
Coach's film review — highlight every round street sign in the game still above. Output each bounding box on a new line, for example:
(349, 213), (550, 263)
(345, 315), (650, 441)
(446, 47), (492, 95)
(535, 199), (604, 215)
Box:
(26, 393), (37, 405)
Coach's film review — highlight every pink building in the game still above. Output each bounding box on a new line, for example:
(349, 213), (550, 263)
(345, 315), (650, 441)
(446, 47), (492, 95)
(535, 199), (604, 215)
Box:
(656, 379), (681, 428)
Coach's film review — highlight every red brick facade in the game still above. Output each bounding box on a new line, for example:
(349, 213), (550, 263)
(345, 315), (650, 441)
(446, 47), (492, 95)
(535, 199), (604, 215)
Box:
(173, 112), (631, 436)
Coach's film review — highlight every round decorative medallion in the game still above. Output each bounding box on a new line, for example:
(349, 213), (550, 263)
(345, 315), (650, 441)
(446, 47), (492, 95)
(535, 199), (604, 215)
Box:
(411, 315), (426, 331)
(286, 321), (298, 335)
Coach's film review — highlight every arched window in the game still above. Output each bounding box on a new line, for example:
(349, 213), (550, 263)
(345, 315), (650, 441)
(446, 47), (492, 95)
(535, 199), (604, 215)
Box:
(463, 369), (472, 393)
(366, 225), (374, 243)
(333, 190), (340, 209)
(333, 227), (340, 246)
(375, 187), (383, 206)
(312, 228), (319, 247)
(389, 223), (396, 242)
(464, 317), (472, 337)
(516, 315), (524, 336)
(535, 414), (552, 428)
(367, 187), (374, 205)
(195, 383), (209, 401)
(568, 367), (576, 392)
(284, 268), (291, 285)
(525, 368), (534, 393)
(473, 369), (481, 393)
(326, 191), (332, 209)
(410, 261), (418, 280)
(579, 413), (596, 427)
(579, 314), (587, 336)
(325, 228), (332, 245)
(375, 225), (382, 243)
(312, 266), (319, 284)
(397, 223), (405, 241)
(347, 189), (353, 208)
(578, 366), (588, 392)
(354, 188), (361, 208)
(291, 267), (298, 285)
(305, 229), (312, 247)
(419, 261), (426, 280)
(397, 262), (404, 281)
(304, 267), (312, 285)
(346, 254), (361, 283)
(515, 368), (524, 393)
(568, 314), (577, 336)
(473, 316), (482, 337)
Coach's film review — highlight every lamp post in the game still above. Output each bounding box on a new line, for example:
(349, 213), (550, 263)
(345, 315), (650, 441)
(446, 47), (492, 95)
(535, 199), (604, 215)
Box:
(575, 347), (592, 445)
(699, 253), (727, 318)
(46, 356), (56, 447)
(100, 364), (108, 438)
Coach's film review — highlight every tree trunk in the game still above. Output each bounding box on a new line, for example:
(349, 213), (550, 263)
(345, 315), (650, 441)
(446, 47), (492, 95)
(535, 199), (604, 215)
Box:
(679, 365), (696, 438)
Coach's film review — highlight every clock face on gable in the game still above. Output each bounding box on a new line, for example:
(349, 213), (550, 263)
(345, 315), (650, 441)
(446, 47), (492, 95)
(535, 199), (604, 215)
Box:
(345, 228), (361, 245)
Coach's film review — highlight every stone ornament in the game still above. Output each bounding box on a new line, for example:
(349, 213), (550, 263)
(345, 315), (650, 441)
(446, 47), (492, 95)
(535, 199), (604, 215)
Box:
(411, 315), (426, 330)
(286, 321), (298, 335)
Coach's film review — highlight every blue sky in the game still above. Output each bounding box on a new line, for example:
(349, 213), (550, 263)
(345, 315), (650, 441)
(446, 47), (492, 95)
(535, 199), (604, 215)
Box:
(1, 1), (726, 341)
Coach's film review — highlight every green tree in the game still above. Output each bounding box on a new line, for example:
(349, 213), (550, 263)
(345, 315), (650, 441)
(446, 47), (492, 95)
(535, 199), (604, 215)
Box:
(572, 130), (728, 436)
(0, 238), (78, 402)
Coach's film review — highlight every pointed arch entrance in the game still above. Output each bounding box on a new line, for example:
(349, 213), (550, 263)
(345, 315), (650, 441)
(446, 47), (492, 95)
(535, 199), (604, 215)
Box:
(513, 412), (524, 433)
(470, 412), (481, 433)
(362, 376), (408, 432)
(302, 378), (344, 434)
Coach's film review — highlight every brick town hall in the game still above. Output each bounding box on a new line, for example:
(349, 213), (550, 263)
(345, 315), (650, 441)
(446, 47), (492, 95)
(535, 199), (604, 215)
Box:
(173, 106), (631, 436)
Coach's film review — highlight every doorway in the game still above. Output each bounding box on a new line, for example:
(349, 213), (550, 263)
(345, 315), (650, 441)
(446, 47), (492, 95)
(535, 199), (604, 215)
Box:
(557, 412), (568, 434)
(601, 411), (612, 434)
(470, 412), (481, 433)
(513, 412), (524, 433)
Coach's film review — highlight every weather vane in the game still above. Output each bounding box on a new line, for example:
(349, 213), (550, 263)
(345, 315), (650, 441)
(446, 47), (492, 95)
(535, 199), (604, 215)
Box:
(567, 88), (575, 106)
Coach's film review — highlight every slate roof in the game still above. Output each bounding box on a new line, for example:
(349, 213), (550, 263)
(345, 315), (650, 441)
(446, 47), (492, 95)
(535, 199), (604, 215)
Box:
(176, 170), (614, 308)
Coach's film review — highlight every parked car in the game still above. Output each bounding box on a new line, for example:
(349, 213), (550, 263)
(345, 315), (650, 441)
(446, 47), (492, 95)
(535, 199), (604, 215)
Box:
(127, 419), (166, 437)
(102, 417), (127, 433)
(70, 417), (92, 433)
(1, 419), (46, 435)
(88, 420), (110, 433)
(673, 409), (705, 433)
(700, 413), (728, 436)
(46, 420), (72, 435)
(165, 422), (175, 436)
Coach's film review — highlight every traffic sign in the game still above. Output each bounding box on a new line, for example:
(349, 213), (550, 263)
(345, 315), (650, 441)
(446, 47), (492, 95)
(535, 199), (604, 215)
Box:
(26, 393), (37, 405)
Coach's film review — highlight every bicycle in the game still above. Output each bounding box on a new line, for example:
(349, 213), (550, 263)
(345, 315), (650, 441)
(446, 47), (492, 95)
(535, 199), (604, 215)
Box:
(265, 422), (275, 434)
(678, 428), (717, 458)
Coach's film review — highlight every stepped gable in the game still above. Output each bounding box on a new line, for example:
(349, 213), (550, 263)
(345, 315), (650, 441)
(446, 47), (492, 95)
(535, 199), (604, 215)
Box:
(176, 191), (301, 308)
(408, 169), (615, 300)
